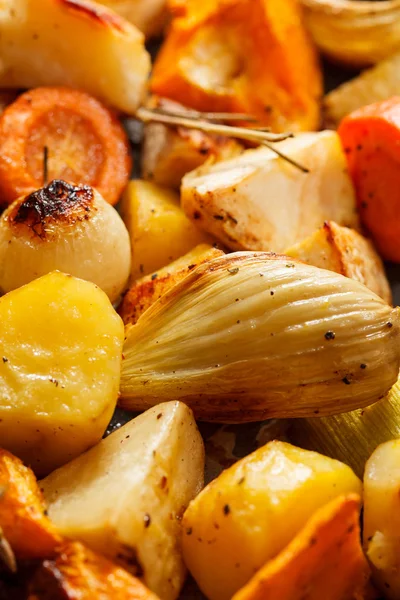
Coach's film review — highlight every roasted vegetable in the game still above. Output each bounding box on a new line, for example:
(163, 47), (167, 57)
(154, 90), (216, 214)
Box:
(289, 376), (400, 479)
(120, 252), (400, 421)
(0, 87), (131, 207)
(364, 439), (400, 599)
(0, 271), (124, 476)
(0, 449), (61, 560)
(120, 180), (212, 280)
(182, 441), (361, 600)
(142, 98), (243, 189)
(28, 541), (161, 600)
(0, 180), (131, 303)
(301, 0), (400, 67)
(119, 244), (223, 326)
(95, 0), (168, 38)
(338, 96), (400, 262)
(151, 0), (322, 132)
(323, 52), (400, 129)
(0, 0), (150, 114)
(232, 494), (369, 600)
(41, 402), (205, 600)
(181, 131), (359, 253)
(285, 221), (391, 305)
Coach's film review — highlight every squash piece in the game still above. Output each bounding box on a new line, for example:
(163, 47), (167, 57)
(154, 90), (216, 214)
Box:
(121, 180), (213, 280)
(0, 0), (150, 114)
(181, 132), (359, 253)
(151, 0), (322, 132)
(41, 402), (205, 600)
(119, 244), (224, 326)
(364, 439), (400, 599)
(181, 440), (361, 600)
(0, 271), (124, 476)
(142, 97), (243, 189)
(285, 221), (391, 304)
(0, 449), (61, 560)
(232, 495), (369, 600)
(28, 541), (160, 600)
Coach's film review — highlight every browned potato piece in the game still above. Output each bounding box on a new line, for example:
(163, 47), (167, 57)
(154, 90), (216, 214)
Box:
(28, 541), (160, 600)
(285, 221), (391, 305)
(142, 99), (243, 189)
(232, 495), (369, 600)
(0, 449), (61, 560)
(119, 244), (224, 325)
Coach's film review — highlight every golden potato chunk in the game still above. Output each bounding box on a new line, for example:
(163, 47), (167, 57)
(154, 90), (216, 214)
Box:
(118, 244), (224, 326)
(364, 439), (400, 599)
(28, 541), (160, 600)
(285, 221), (391, 304)
(121, 180), (213, 280)
(233, 495), (369, 600)
(41, 402), (205, 600)
(0, 449), (61, 560)
(181, 440), (361, 600)
(0, 271), (124, 476)
(95, 0), (168, 38)
(142, 98), (243, 189)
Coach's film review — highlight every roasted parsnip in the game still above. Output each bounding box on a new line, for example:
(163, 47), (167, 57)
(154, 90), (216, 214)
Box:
(119, 244), (224, 326)
(41, 402), (205, 600)
(120, 252), (400, 421)
(364, 439), (400, 599)
(0, 271), (124, 476)
(285, 221), (391, 304)
(0, 180), (131, 303)
(181, 132), (359, 253)
(121, 180), (212, 280)
(182, 441), (362, 600)
(0, 0), (150, 114)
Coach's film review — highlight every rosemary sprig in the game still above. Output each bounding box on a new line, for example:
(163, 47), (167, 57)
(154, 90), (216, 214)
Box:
(151, 107), (259, 123)
(136, 107), (309, 173)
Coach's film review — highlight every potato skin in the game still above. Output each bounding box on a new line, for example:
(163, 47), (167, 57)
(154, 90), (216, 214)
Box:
(0, 271), (124, 476)
(182, 441), (361, 600)
(0, 449), (61, 560)
(28, 541), (161, 600)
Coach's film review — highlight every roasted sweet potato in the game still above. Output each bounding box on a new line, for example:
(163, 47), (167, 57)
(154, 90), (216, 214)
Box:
(232, 495), (369, 600)
(0, 449), (60, 560)
(142, 97), (243, 189)
(28, 541), (160, 600)
(151, 0), (322, 132)
(119, 244), (224, 326)
(285, 221), (391, 304)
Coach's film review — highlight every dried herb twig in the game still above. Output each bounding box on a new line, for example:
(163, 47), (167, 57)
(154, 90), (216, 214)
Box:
(151, 107), (259, 123)
(137, 107), (309, 173)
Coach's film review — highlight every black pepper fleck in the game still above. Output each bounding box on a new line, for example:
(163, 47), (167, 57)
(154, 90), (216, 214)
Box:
(144, 513), (151, 528)
(342, 377), (351, 385)
(324, 331), (335, 341)
(223, 504), (231, 515)
(360, 364), (367, 369)
(151, 273), (158, 281)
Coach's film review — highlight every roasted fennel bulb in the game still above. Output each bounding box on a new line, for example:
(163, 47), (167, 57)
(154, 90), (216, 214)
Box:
(120, 253), (400, 422)
(289, 376), (400, 478)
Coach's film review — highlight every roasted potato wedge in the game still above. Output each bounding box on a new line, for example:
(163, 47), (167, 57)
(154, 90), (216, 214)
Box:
(0, 449), (61, 560)
(96, 0), (168, 38)
(28, 541), (160, 600)
(142, 98), (243, 189)
(232, 495), (369, 600)
(181, 132), (359, 252)
(285, 221), (391, 304)
(364, 439), (400, 599)
(0, 271), (124, 476)
(119, 244), (224, 326)
(0, 0), (150, 114)
(41, 402), (205, 600)
(323, 53), (400, 129)
(182, 440), (362, 600)
(121, 180), (213, 280)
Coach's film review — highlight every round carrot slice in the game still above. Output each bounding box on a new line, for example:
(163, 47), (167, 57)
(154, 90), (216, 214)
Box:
(0, 87), (132, 207)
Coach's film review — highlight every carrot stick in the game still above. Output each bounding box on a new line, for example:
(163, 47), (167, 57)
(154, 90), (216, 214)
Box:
(338, 96), (400, 263)
(0, 87), (132, 207)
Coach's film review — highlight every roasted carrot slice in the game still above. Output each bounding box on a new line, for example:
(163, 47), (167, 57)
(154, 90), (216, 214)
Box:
(0, 87), (132, 207)
(0, 449), (61, 560)
(338, 96), (400, 263)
